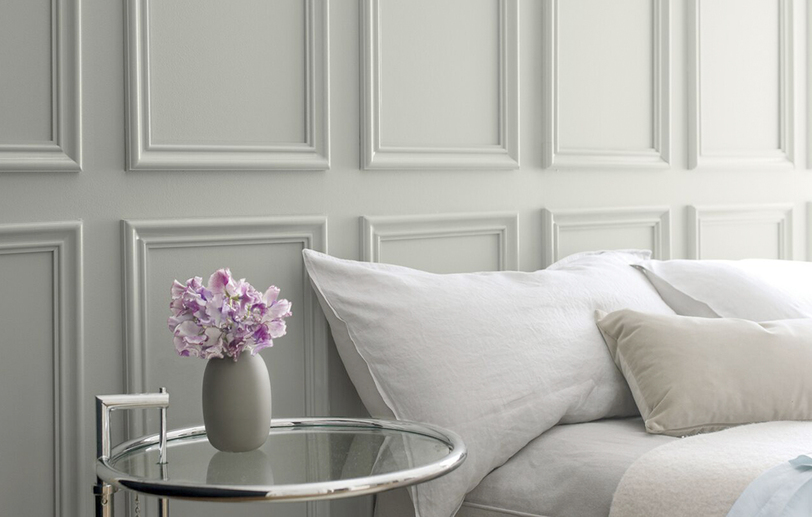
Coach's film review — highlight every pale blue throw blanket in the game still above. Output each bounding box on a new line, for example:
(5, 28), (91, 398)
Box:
(727, 455), (812, 517)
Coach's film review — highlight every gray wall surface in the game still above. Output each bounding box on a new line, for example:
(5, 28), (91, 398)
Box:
(0, 0), (810, 516)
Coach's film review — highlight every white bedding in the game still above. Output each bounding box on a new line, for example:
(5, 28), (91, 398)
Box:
(305, 249), (675, 517)
(376, 419), (812, 517)
(610, 421), (812, 517)
(375, 418), (674, 517)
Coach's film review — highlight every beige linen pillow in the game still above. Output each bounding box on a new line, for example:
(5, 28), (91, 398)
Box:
(596, 309), (812, 437)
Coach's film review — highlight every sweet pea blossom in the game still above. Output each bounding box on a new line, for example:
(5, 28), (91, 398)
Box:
(168, 268), (292, 360)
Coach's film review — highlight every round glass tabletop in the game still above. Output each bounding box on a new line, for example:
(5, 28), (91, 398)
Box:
(96, 418), (466, 502)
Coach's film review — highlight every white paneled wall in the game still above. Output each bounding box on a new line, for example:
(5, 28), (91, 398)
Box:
(0, 0), (81, 171)
(688, 0), (795, 169)
(126, 0), (329, 170)
(543, 0), (670, 168)
(541, 207), (671, 267)
(361, 213), (519, 272)
(362, 0), (519, 169)
(688, 204), (795, 259)
(0, 1), (810, 516)
(0, 223), (82, 517)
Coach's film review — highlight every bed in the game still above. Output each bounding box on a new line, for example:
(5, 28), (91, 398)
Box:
(303, 249), (812, 517)
(376, 417), (674, 517)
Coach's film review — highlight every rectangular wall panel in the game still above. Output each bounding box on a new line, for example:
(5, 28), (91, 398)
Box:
(126, 0), (329, 170)
(688, 205), (794, 259)
(362, 0), (519, 169)
(543, 0), (669, 169)
(0, 222), (82, 517)
(688, 0), (795, 169)
(122, 217), (328, 517)
(0, 0), (81, 171)
(361, 213), (519, 272)
(542, 207), (671, 267)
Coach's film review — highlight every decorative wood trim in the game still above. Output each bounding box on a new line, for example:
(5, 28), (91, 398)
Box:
(361, 212), (519, 270)
(0, 0), (82, 172)
(688, 204), (794, 259)
(687, 0), (795, 170)
(541, 207), (671, 267)
(0, 222), (83, 517)
(362, 0), (519, 170)
(122, 216), (329, 432)
(125, 0), (329, 170)
(542, 0), (670, 169)
(807, 203), (812, 261)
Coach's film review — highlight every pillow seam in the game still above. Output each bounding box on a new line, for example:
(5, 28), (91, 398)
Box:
(305, 258), (404, 421)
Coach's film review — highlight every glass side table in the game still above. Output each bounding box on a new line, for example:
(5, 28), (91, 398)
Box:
(93, 390), (466, 516)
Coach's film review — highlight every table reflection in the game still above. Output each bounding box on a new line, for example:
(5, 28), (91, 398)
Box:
(207, 450), (274, 486)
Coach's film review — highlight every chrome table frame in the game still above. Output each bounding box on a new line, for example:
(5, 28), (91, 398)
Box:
(94, 389), (170, 517)
(94, 389), (467, 516)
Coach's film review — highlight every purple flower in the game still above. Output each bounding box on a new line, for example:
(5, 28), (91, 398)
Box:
(267, 319), (287, 339)
(170, 280), (186, 299)
(208, 269), (236, 296)
(263, 286), (280, 304)
(167, 269), (292, 360)
(267, 299), (292, 320)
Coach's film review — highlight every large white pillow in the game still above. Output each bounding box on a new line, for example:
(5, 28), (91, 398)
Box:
(303, 249), (674, 517)
(635, 259), (812, 320)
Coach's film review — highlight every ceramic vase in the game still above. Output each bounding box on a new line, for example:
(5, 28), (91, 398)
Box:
(202, 353), (272, 452)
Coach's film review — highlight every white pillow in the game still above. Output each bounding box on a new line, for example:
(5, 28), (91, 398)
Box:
(303, 249), (674, 517)
(635, 259), (812, 320)
(596, 309), (812, 436)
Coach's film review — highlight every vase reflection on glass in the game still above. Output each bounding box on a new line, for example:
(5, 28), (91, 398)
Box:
(202, 353), (272, 453)
(207, 449), (275, 486)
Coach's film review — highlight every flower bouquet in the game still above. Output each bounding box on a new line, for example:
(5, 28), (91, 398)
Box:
(168, 268), (292, 452)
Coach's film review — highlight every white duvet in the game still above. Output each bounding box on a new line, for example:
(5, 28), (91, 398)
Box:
(609, 421), (812, 517)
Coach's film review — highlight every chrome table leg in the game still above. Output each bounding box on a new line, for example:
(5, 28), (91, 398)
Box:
(158, 496), (169, 517)
(93, 481), (115, 517)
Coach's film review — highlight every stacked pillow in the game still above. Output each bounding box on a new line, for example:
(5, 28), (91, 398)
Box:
(634, 259), (812, 319)
(303, 249), (674, 517)
(598, 258), (812, 437)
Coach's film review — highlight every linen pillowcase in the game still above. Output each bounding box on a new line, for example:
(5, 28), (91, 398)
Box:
(596, 309), (812, 437)
(635, 259), (812, 320)
(303, 249), (674, 517)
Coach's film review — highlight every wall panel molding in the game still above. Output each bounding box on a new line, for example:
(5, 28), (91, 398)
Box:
(122, 216), (329, 436)
(808, 0), (812, 170)
(542, 0), (670, 169)
(687, 0), (795, 170)
(362, 0), (519, 170)
(807, 203), (812, 261)
(361, 212), (519, 270)
(0, 0), (82, 172)
(125, 0), (329, 171)
(542, 207), (671, 267)
(688, 204), (794, 259)
(0, 222), (83, 516)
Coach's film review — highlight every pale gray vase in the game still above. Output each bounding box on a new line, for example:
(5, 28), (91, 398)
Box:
(202, 353), (272, 452)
